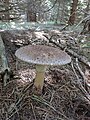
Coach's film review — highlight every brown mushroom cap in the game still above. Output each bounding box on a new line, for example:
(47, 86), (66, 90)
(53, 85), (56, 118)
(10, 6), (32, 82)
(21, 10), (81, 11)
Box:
(15, 45), (71, 66)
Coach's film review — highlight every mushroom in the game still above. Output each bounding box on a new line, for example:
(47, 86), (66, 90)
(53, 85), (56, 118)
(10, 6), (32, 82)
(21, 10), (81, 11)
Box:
(15, 45), (71, 94)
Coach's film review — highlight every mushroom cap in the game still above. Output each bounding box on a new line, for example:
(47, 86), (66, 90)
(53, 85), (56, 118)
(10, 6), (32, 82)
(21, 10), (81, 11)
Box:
(15, 45), (71, 66)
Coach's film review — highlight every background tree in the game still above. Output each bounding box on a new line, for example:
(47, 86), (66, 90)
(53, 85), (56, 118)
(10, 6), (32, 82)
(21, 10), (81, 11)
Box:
(4, 0), (10, 21)
(0, 0), (89, 28)
(27, 0), (37, 22)
(68, 0), (78, 25)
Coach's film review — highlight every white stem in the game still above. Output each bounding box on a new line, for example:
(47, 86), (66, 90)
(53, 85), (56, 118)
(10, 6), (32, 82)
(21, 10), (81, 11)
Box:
(34, 65), (47, 93)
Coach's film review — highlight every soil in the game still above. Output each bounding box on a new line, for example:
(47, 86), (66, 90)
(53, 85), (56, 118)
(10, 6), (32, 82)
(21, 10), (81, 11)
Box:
(0, 29), (90, 120)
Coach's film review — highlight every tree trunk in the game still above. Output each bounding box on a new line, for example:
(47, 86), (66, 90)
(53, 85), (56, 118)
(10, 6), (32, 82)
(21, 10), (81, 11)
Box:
(68, 0), (78, 25)
(4, 0), (10, 21)
(27, 1), (37, 22)
(27, 10), (37, 22)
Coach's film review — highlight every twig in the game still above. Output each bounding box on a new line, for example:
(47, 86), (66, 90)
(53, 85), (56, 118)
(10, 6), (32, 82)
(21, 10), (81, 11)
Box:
(71, 61), (90, 103)
(60, 24), (69, 31)
(31, 94), (69, 120)
(7, 83), (33, 119)
(31, 103), (37, 120)
(6, 103), (24, 120)
(74, 14), (90, 29)
(75, 58), (90, 92)
(75, 58), (87, 80)
(43, 0), (57, 12)
(44, 91), (55, 120)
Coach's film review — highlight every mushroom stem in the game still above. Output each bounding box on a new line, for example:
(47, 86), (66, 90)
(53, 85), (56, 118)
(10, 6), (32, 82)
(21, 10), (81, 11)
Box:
(34, 65), (47, 93)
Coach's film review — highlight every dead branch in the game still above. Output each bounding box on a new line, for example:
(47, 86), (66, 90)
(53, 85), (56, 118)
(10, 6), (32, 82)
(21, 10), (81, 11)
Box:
(0, 33), (11, 86)
(44, 35), (90, 68)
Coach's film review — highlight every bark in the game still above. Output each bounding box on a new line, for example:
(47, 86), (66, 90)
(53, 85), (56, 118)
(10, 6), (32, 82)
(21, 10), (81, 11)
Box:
(68, 0), (78, 25)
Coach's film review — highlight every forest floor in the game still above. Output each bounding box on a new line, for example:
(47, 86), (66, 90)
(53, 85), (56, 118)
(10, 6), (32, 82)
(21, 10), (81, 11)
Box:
(0, 28), (90, 120)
